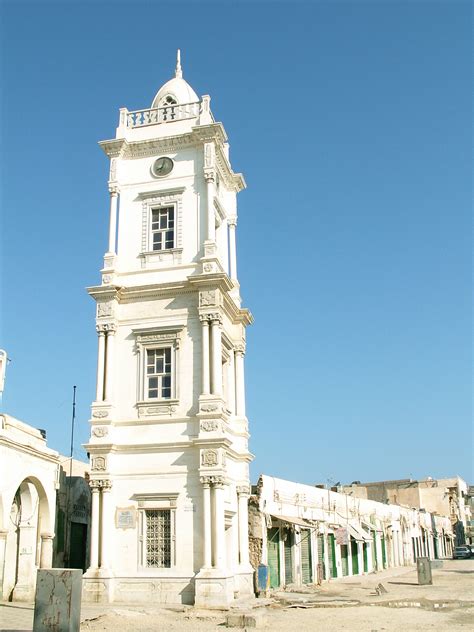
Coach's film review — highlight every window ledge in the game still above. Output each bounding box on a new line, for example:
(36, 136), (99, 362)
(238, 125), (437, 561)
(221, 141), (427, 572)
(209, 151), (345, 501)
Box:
(139, 248), (183, 266)
(137, 400), (179, 418)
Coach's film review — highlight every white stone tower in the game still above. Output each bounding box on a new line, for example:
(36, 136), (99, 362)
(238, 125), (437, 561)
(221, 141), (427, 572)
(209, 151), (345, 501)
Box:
(83, 52), (254, 607)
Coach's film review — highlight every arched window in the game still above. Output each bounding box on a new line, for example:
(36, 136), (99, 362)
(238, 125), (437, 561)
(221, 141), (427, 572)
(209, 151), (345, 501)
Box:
(161, 95), (177, 106)
(160, 95), (178, 121)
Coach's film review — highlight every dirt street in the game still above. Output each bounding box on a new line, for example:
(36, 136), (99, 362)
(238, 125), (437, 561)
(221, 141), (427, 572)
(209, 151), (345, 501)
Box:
(1, 560), (473, 631)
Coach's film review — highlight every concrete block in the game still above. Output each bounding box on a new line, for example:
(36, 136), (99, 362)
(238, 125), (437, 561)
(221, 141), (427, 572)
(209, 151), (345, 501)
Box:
(226, 611), (267, 628)
(244, 611), (267, 628)
(226, 613), (245, 627)
(417, 557), (433, 585)
(33, 568), (82, 631)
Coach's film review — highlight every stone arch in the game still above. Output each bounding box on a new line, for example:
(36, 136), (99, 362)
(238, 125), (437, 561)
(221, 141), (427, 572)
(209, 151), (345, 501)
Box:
(1, 475), (55, 601)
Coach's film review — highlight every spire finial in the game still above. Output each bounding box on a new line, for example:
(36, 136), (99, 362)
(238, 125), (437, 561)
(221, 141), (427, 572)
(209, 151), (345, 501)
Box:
(175, 49), (182, 79)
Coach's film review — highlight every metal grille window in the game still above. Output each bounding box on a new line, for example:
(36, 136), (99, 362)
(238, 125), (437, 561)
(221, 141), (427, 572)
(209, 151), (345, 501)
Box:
(151, 206), (174, 251)
(144, 509), (172, 568)
(146, 348), (172, 399)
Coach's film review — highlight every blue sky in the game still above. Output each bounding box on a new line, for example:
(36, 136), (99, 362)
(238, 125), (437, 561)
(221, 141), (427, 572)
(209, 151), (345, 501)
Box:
(1, 0), (472, 485)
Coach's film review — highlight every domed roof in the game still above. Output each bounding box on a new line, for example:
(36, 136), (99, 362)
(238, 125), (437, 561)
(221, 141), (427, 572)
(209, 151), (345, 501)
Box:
(151, 50), (199, 108)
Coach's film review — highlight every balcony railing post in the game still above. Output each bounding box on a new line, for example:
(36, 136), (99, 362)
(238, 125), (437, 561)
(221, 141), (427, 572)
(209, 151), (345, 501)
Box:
(124, 101), (200, 129)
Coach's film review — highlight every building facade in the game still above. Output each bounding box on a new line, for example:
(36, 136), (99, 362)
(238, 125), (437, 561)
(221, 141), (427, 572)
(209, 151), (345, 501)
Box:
(83, 52), (254, 607)
(0, 415), (58, 601)
(341, 477), (472, 547)
(250, 475), (454, 590)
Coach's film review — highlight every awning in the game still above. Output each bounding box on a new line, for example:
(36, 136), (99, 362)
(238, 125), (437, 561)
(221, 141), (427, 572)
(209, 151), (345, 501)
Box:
(270, 514), (312, 528)
(361, 520), (383, 534)
(348, 523), (372, 542)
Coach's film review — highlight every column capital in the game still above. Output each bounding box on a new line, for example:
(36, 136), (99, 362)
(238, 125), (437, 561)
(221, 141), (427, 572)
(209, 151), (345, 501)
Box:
(200, 475), (212, 487)
(235, 342), (246, 355)
(104, 323), (117, 334)
(204, 169), (215, 183)
(237, 485), (251, 497)
(199, 313), (211, 323)
(209, 313), (223, 325)
(96, 324), (107, 335)
(228, 216), (237, 228)
(89, 479), (102, 490)
(40, 533), (55, 541)
(100, 479), (113, 490)
(108, 185), (119, 196)
(210, 475), (226, 488)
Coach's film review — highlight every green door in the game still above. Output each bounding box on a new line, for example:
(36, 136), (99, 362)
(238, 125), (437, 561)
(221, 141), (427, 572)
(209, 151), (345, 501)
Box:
(69, 522), (87, 571)
(327, 534), (337, 578)
(317, 534), (326, 580)
(381, 536), (387, 568)
(300, 530), (312, 584)
(341, 544), (349, 576)
(284, 530), (293, 585)
(351, 539), (359, 575)
(363, 542), (368, 572)
(267, 527), (280, 588)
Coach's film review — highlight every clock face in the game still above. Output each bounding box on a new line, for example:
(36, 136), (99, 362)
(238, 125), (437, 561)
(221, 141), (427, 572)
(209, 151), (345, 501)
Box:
(152, 157), (174, 177)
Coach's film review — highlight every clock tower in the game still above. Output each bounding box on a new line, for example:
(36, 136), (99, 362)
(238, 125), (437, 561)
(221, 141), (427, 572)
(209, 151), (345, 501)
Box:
(83, 52), (254, 607)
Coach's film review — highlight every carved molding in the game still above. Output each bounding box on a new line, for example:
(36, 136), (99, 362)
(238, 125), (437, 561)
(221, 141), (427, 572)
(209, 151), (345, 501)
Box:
(200, 403), (219, 414)
(199, 290), (217, 307)
(97, 302), (113, 318)
(136, 331), (180, 348)
(92, 410), (108, 419)
(91, 456), (107, 471)
(200, 419), (220, 432)
(92, 426), (109, 437)
(137, 403), (178, 418)
(201, 449), (218, 467)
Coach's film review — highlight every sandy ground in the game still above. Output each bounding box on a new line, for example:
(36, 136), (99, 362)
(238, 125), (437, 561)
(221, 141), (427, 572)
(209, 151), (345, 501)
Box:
(79, 559), (474, 632)
(1, 559), (473, 631)
(80, 605), (474, 632)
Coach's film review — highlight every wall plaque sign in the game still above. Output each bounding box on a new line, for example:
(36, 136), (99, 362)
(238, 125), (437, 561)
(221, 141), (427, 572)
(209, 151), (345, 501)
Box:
(115, 507), (137, 529)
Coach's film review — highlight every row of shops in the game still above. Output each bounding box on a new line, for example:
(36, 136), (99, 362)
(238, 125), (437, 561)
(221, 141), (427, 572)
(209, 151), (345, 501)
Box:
(249, 475), (455, 589)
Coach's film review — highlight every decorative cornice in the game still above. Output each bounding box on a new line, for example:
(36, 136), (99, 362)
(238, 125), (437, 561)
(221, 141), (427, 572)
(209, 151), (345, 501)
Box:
(99, 123), (245, 193)
(137, 186), (185, 200)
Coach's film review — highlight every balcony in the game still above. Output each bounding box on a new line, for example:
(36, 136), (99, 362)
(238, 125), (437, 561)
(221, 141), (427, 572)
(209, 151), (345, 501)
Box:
(124, 101), (201, 129)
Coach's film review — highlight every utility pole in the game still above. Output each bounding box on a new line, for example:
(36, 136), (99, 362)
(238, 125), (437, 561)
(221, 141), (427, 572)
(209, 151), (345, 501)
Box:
(64, 385), (77, 567)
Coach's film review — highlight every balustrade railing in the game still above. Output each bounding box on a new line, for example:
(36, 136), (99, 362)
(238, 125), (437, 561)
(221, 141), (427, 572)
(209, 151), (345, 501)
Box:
(126, 101), (201, 128)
